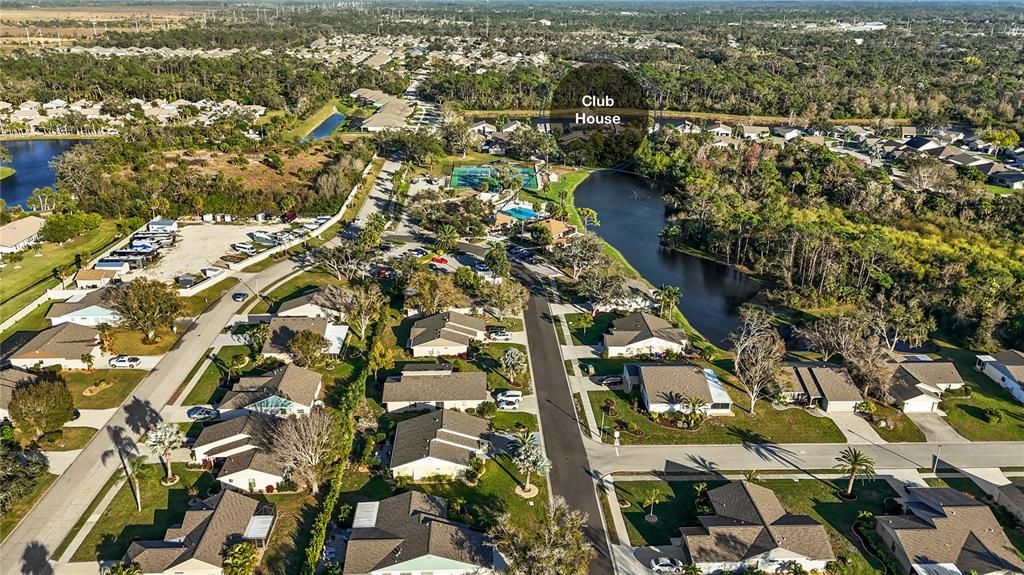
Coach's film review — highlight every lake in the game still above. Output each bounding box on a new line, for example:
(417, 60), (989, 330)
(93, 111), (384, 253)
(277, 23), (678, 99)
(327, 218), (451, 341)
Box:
(302, 112), (347, 142)
(574, 170), (761, 347)
(0, 139), (83, 208)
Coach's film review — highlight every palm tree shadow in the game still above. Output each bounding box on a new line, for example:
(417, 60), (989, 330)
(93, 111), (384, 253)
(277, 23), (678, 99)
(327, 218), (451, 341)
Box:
(726, 426), (805, 470)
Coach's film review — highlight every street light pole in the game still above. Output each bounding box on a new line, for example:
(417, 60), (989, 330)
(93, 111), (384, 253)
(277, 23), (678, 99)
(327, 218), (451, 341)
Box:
(932, 444), (943, 473)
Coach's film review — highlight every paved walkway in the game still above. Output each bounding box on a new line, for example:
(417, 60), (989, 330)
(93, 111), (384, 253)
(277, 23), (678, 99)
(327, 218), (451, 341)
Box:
(562, 345), (603, 359)
(170, 348), (218, 407)
(56, 477), (126, 562)
(907, 412), (969, 443)
(827, 412), (888, 445)
(41, 450), (82, 475)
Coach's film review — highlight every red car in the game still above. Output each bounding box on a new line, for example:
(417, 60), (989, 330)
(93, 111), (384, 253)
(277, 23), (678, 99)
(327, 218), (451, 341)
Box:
(430, 256), (449, 265)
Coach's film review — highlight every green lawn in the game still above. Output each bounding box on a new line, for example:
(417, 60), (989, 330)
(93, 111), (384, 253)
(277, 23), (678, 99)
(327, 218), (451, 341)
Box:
(257, 492), (319, 575)
(0, 472), (57, 542)
(578, 358), (632, 376)
(487, 317), (524, 332)
(565, 312), (619, 345)
(339, 455), (548, 532)
(452, 342), (531, 394)
(182, 345), (255, 405)
(107, 323), (189, 356)
(250, 271), (341, 314)
(17, 426), (97, 451)
(0, 302), (54, 357)
(72, 463), (215, 561)
(869, 402), (927, 443)
(54, 473), (123, 558)
(490, 412), (539, 432)
(64, 369), (147, 409)
(0, 220), (121, 323)
(614, 480), (728, 546)
(934, 338), (1024, 441)
(181, 277), (240, 317)
(589, 388), (846, 444)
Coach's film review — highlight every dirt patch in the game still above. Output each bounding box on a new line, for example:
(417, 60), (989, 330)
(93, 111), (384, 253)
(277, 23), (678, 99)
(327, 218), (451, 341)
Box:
(82, 379), (114, 396)
(167, 148), (331, 194)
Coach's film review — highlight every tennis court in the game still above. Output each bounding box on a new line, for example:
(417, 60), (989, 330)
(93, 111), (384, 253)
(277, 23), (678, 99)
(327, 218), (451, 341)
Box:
(451, 165), (539, 191)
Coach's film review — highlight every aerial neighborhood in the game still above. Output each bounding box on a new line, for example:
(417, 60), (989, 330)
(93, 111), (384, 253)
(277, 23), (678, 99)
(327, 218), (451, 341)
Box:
(1, 4), (1023, 575)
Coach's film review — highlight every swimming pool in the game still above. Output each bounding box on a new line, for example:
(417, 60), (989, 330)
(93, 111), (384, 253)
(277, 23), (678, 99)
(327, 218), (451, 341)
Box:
(501, 206), (539, 220)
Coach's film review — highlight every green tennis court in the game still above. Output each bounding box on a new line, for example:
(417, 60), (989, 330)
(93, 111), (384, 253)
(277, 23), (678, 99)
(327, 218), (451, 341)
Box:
(451, 165), (539, 191)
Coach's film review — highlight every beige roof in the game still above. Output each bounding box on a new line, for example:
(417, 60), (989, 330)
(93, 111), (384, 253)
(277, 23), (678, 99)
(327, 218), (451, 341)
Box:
(992, 350), (1024, 382)
(605, 312), (687, 348)
(12, 323), (99, 361)
(683, 481), (835, 564)
(74, 269), (117, 281)
(0, 216), (45, 249)
(218, 449), (285, 480)
(536, 218), (573, 237)
(408, 312), (485, 349)
(382, 370), (488, 404)
(782, 364), (862, 402)
(126, 490), (274, 572)
(0, 367), (35, 409)
(344, 492), (493, 574)
(276, 286), (347, 315)
(219, 363), (322, 411)
(390, 410), (489, 468)
(896, 360), (964, 387)
(46, 287), (114, 319)
(877, 487), (1024, 574)
(638, 364), (715, 404)
(193, 413), (267, 450)
(261, 316), (329, 355)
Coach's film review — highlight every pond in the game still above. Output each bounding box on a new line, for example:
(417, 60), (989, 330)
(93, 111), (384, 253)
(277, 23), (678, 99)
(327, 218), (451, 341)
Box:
(301, 112), (347, 142)
(0, 139), (84, 208)
(573, 170), (761, 347)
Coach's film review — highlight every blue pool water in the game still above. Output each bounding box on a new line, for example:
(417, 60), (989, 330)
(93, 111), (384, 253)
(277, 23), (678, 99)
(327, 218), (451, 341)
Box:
(501, 206), (539, 220)
(302, 112), (347, 142)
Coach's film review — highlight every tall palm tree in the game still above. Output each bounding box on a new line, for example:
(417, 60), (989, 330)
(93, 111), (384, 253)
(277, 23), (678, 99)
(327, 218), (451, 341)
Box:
(654, 284), (681, 319)
(435, 224), (459, 252)
(124, 454), (148, 512)
(834, 447), (876, 497)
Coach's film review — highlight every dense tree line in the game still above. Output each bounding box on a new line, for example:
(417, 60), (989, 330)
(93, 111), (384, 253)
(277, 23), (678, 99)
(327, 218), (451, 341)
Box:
(637, 130), (1024, 349)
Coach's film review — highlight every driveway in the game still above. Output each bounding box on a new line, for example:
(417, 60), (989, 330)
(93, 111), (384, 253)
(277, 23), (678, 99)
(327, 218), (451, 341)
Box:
(906, 412), (969, 443)
(826, 412), (887, 445)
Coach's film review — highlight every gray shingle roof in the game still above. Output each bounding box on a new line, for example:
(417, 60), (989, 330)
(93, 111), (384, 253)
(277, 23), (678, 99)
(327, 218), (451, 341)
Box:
(782, 364), (862, 402)
(390, 410), (489, 469)
(877, 487), (1024, 574)
(604, 312), (687, 348)
(382, 371), (489, 404)
(218, 364), (322, 411)
(638, 364), (715, 404)
(12, 323), (99, 361)
(408, 312), (486, 349)
(343, 492), (493, 575)
(683, 481), (835, 564)
(45, 287), (114, 319)
(0, 367), (35, 409)
(193, 413), (268, 450)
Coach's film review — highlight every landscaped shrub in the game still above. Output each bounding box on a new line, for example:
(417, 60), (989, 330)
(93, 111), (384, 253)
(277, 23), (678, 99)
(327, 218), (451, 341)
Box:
(984, 408), (1003, 424)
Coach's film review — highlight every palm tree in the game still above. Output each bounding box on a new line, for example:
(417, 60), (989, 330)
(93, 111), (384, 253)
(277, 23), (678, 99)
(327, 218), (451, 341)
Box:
(693, 481), (708, 499)
(123, 454), (148, 512)
(81, 353), (95, 371)
(104, 562), (142, 575)
(577, 313), (594, 336)
(834, 447), (876, 497)
(641, 487), (664, 522)
(145, 423), (185, 485)
(654, 285), (681, 319)
(435, 224), (459, 252)
(743, 469), (761, 483)
(509, 430), (534, 454)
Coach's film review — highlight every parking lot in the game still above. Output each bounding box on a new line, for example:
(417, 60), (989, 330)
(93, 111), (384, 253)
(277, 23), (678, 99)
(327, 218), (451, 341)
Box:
(122, 221), (293, 283)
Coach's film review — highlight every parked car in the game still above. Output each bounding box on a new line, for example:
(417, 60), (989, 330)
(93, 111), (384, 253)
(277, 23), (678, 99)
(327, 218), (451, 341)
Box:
(497, 399), (519, 411)
(431, 256), (449, 265)
(108, 355), (142, 369)
(475, 262), (490, 271)
(496, 390), (523, 403)
(598, 375), (623, 386)
(187, 407), (219, 421)
(489, 331), (512, 342)
(231, 292), (249, 302)
(232, 242), (258, 256)
(409, 247), (428, 257)
(649, 557), (683, 573)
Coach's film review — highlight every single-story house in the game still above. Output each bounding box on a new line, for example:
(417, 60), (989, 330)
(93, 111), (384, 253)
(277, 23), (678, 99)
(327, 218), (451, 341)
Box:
(0, 216), (46, 254)
(9, 323), (101, 369)
(73, 268), (118, 289)
(45, 288), (119, 327)
(218, 363), (323, 419)
(990, 170), (1024, 190)
(740, 125), (769, 140)
(705, 123), (732, 137)
(591, 278), (658, 313)
(901, 136), (942, 153)
(192, 413), (286, 492)
(382, 363), (489, 413)
(407, 312), (487, 358)
(0, 367), (35, 421)
(467, 121), (497, 136)
(997, 483), (1024, 525)
(261, 316), (348, 362)
(779, 364), (862, 412)
(889, 359), (965, 413)
(680, 481), (836, 574)
(975, 350), (1024, 404)
(276, 287), (347, 320)
(771, 126), (803, 140)
(126, 490), (276, 574)
(533, 218), (577, 245)
(629, 363), (733, 416)
(389, 410), (490, 480)
(603, 312), (688, 358)
(876, 487), (1024, 575)
(343, 492), (499, 575)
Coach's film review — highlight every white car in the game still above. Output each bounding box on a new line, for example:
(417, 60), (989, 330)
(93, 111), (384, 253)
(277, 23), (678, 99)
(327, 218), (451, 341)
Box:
(108, 355), (142, 369)
(489, 331), (512, 342)
(496, 390), (523, 403)
(497, 400), (519, 411)
(649, 557), (683, 573)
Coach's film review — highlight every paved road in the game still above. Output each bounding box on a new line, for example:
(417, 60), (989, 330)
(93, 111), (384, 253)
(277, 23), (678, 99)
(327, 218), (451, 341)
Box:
(515, 265), (614, 575)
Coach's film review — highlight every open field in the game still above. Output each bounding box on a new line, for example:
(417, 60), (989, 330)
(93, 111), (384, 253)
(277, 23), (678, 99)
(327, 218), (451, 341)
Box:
(0, 220), (121, 323)
(174, 147), (331, 195)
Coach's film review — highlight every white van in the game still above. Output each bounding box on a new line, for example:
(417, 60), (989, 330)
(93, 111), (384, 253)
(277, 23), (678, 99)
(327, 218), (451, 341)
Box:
(232, 242), (258, 256)
(496, 390), (523, 403)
